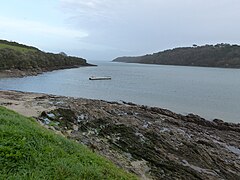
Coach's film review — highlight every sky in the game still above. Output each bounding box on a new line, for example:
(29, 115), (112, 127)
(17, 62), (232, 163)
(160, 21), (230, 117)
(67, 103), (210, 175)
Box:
(0, 0), (240, 61)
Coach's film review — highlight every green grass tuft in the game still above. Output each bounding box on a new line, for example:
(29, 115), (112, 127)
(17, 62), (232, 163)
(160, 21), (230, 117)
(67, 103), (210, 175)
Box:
(0, 106), (137, 179)
(0, 43), (37, 52)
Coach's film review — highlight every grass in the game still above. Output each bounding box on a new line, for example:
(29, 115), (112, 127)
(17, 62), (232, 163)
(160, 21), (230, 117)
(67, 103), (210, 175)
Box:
(0, 43), (37, 52)
(0, 106), (137, 180)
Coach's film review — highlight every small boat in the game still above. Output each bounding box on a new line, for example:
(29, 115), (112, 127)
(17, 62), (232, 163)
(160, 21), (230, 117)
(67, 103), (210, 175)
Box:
(89, 76), (111, 80)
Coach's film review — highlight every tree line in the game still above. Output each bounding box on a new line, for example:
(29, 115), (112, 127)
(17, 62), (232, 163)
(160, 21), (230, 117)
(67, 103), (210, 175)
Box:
(113, 44), (240, 68)
(0, 46), (90, 71)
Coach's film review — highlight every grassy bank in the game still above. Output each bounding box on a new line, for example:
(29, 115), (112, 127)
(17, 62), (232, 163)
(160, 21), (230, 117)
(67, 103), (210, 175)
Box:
(0, 40), (38, 52)
(0, 106), (137, 179)
(0, 43), (37, 53)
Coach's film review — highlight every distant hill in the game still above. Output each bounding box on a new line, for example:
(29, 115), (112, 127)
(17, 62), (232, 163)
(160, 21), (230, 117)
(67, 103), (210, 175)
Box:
(0, 39), (93, 76)
(113, 44), (240, 68)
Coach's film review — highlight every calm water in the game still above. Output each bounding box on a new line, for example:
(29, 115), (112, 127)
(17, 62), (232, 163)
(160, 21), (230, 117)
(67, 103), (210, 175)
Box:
(0, 61), (240, 123)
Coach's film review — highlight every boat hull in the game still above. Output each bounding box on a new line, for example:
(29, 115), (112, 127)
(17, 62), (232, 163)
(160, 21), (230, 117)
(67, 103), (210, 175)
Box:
(89, 77), (111, 80)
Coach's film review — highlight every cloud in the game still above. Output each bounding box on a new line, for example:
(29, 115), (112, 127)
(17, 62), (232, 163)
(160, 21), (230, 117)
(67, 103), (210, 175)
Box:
(7, 0), (236, 60)
(0, 16), (88, 39)
(62, 0), (106, 8)
(60, 0), (127, 24)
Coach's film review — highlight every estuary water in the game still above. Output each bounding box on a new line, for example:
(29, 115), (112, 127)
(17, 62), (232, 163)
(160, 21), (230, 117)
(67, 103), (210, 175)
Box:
(0, 61), (240, 123)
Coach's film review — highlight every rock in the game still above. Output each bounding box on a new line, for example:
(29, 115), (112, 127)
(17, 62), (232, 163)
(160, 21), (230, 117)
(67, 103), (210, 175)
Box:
(66, 130), (72, 136)
(73, 125), (78, 131)
(36, 98), (240, 179)
(213, 119), (224, 123)
(1, 90), (239, 180)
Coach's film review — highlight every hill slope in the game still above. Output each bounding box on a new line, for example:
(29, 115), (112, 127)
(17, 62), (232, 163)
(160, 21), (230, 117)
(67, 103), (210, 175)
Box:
(113, 44), (240, 68)
(0, 39), (93, 77)
(0, 106), (136, 179)
(0, 39), (39, 52)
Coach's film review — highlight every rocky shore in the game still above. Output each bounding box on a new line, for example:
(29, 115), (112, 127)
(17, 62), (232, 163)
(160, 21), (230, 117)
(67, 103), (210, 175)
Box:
(0, 69), (44, 78)
(0, 90), (239, 179)
(0, 65), (95, 78)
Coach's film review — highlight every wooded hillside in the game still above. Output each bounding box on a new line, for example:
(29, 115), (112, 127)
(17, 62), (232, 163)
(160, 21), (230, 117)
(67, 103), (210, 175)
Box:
(0, 40), (91, 71)
(113, 44), (240, 68)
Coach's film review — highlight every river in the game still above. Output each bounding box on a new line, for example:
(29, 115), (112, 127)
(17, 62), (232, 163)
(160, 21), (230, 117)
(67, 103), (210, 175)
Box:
(0, 61), (240, 123)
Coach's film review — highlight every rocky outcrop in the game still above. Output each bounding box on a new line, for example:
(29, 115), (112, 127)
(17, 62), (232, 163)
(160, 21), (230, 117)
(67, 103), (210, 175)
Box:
(1, 90), (240, 180)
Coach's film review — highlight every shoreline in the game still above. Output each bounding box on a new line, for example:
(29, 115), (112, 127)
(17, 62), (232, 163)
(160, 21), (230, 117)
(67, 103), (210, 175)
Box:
(0, 64), (96, 78)
(0, 90), (239, 179)
(0, 69), (44, 78)
(113, 61), (240, 69)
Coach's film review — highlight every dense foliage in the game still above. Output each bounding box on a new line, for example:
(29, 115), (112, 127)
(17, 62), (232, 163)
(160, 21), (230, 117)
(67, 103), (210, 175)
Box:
(0, 40), (89, 71)
(113, 44), (240, 68)
(0, 106), (136, 179)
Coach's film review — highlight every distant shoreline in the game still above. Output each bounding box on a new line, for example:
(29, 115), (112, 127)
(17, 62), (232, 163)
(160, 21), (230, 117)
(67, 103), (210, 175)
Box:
(112, 60), (240, 69)
(113, 44), (240, 68)
(0, 64), (96, 78)
(0, 39), (96, 78)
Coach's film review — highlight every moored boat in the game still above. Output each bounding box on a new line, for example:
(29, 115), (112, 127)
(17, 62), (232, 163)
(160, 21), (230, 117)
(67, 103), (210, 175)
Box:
(89, 76), (111, 80)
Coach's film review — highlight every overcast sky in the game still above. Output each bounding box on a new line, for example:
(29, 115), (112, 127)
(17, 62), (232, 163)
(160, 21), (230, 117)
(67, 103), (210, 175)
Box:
(1, 0), (240, 61)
